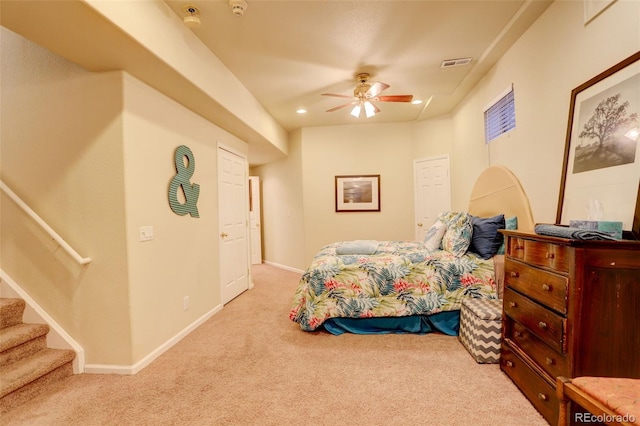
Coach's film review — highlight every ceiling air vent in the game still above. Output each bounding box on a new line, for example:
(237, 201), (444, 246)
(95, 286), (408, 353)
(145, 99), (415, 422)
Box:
(441, 58), (473, 68)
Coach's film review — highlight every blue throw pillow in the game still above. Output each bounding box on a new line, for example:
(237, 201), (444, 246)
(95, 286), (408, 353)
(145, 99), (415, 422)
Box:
(496, 216), (518, 255)
(469, 214), (505, 259)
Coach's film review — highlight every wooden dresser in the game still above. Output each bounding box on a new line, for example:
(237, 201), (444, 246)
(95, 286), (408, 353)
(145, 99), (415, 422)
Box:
(499, 230), (640, 425)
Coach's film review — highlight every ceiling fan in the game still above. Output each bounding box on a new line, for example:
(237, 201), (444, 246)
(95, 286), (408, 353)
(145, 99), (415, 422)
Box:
(322, 73), (414, 118)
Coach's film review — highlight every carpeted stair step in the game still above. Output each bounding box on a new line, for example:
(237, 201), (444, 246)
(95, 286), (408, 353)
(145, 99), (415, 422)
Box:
(0, 298), (26, 329)
(0, 323), (50, 367)
(0, 297), (77, 414)
(0, 347), (75, 414)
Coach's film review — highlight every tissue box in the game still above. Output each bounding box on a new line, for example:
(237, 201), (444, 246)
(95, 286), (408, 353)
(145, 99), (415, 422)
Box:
(569, 220), (623, 239)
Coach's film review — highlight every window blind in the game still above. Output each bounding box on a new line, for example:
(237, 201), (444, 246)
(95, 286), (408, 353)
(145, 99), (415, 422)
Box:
(484, 87), (515, 143)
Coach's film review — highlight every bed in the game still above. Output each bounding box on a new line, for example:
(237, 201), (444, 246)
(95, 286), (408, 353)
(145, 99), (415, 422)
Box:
(289, 165), (535, 335)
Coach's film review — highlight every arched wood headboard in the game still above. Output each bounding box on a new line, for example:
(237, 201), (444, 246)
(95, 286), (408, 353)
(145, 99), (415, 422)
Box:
(468, 166), (535, 231)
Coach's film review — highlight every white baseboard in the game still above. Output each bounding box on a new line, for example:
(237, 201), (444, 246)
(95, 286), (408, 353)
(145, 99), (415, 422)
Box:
(84, 303), (223, 375)
(262, 260), (305, 274)
(1, 269), (225, 376)
(0, 270), (86, 374)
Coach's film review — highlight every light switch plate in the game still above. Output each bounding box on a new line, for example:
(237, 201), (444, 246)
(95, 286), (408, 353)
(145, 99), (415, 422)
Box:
(139, 226), (154, 242)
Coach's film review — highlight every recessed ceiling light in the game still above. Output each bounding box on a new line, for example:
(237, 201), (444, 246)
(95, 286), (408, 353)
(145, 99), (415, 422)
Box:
(411, 99), (423, 105)
(296, 108), (307, 114)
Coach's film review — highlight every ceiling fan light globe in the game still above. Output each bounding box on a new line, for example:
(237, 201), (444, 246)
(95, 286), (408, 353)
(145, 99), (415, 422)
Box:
(364, 101), (376, 118)
(350, 105), (361, 118)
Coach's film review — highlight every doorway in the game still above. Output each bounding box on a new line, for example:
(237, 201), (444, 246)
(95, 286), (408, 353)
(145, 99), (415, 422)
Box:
(413, 155), (452, 241)
(249, 176), (262, 264)
(218, 146), (250, 304)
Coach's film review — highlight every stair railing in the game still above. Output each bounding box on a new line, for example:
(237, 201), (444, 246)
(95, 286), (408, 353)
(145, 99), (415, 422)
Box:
(0, 180), (91, 265)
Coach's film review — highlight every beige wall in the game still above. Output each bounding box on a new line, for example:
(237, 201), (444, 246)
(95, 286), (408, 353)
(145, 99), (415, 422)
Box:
(254, 123), (416, 268)
(121, 74), (249, 362)
(448, 0), (640, 224)
(251, 130), (306, 270)
(300, 124), (415, 264)
(1, 27), (248, 367)
(1, 27), (132, 364)
(254, 0), (640, 270)
(411, 115), (454, 160)
(86, 0), (288, 158)
(1, 0), (638, 368)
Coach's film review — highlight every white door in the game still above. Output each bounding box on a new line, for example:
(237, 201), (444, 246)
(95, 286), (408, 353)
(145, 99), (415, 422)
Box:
(218, 147), (249, 304)
(414, 155), (452, 241)
(249, 176), (262, 264)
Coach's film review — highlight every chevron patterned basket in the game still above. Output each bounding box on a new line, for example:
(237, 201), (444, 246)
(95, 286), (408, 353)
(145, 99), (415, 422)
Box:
(458, 298), (502, 364)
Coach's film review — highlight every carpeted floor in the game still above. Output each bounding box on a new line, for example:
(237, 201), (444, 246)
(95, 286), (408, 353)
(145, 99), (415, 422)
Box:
(2, 264), (548, 426)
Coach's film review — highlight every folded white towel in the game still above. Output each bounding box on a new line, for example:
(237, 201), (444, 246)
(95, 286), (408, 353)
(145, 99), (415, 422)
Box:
(335, 240), (379, 255)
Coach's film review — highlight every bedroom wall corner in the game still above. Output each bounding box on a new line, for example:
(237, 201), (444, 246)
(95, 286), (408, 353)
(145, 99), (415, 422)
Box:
(411, 115), (455, 160)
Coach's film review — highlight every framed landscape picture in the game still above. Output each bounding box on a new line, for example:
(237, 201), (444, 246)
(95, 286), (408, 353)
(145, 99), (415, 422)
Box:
(556, 52), (640, 232)
(335, 175), (380, 212)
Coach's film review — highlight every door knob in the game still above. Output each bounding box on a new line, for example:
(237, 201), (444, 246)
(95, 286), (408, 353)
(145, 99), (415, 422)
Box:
(220, 232), (228, 238)
(417, 223), (423, 227)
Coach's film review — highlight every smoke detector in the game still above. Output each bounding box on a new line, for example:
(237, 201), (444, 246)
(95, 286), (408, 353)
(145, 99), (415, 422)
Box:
(182, 5), (201, 28)
(228, 0), (247, 17)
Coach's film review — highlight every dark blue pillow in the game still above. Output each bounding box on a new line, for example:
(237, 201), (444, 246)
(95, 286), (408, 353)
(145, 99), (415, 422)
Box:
(469, 214), (505, 259)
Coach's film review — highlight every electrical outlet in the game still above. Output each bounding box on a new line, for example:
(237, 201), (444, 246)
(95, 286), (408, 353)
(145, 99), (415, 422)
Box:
(183, 296), (189, 311)
(139, 226), (154, 242)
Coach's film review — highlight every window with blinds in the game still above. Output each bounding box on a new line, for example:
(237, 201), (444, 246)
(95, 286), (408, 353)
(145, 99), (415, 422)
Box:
(484, 86), (515, 143)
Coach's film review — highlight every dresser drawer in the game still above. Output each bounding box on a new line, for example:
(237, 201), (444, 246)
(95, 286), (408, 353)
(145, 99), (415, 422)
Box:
(504, 288), (566, 353)
(508, 238), (570, 273)
(505, 259), (568, 314)
(506, 320), (568, 380)
(500, 344), (559, 425)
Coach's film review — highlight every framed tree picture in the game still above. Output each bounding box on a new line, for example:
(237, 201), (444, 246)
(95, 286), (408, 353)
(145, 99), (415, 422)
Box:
(556, 51), (640, 233)
(335, 175), (380, 212)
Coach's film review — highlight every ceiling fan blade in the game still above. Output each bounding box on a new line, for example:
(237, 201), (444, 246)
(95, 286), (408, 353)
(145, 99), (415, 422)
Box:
(321, 93), (354, 99)
(367, 81), (390, 97)
(375, 95), (414, 103)
(327, 102), (357, 112)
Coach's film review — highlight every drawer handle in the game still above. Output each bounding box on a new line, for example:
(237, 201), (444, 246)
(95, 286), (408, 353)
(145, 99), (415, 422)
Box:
(537, 393), (548, 401)
(514, 331), (523, 338)
(545, 252), (555, 259)
(508, 301), (517, 308)
(538, 321), (548, 330)
(541, 284), (551, 292)
(514, 245), (524, 251)
(545, 357), (555, 365)
(505, 360), (514, 368)
(510, 272), (519, 278)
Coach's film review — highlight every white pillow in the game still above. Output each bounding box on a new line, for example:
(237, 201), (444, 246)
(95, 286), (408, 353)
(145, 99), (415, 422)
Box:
(423, 221), (446, 251)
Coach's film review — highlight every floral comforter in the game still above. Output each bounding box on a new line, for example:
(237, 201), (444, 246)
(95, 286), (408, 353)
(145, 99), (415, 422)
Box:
(289, 241), (498, 331)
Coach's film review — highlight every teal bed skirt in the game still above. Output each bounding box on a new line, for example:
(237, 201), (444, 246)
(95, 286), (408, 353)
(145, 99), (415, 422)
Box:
(322, 311), (460, 336)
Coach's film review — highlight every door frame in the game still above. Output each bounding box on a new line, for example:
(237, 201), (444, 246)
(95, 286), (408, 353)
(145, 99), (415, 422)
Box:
(217, 143), (252, 306)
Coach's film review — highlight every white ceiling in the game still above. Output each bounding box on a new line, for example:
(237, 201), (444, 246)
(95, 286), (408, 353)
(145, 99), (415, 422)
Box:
(1, 0), (552, 165)
(164, 0), (552, 131)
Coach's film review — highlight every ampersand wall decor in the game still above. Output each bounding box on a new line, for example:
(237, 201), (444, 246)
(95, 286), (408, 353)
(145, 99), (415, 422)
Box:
(168, 145), (200, 218)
